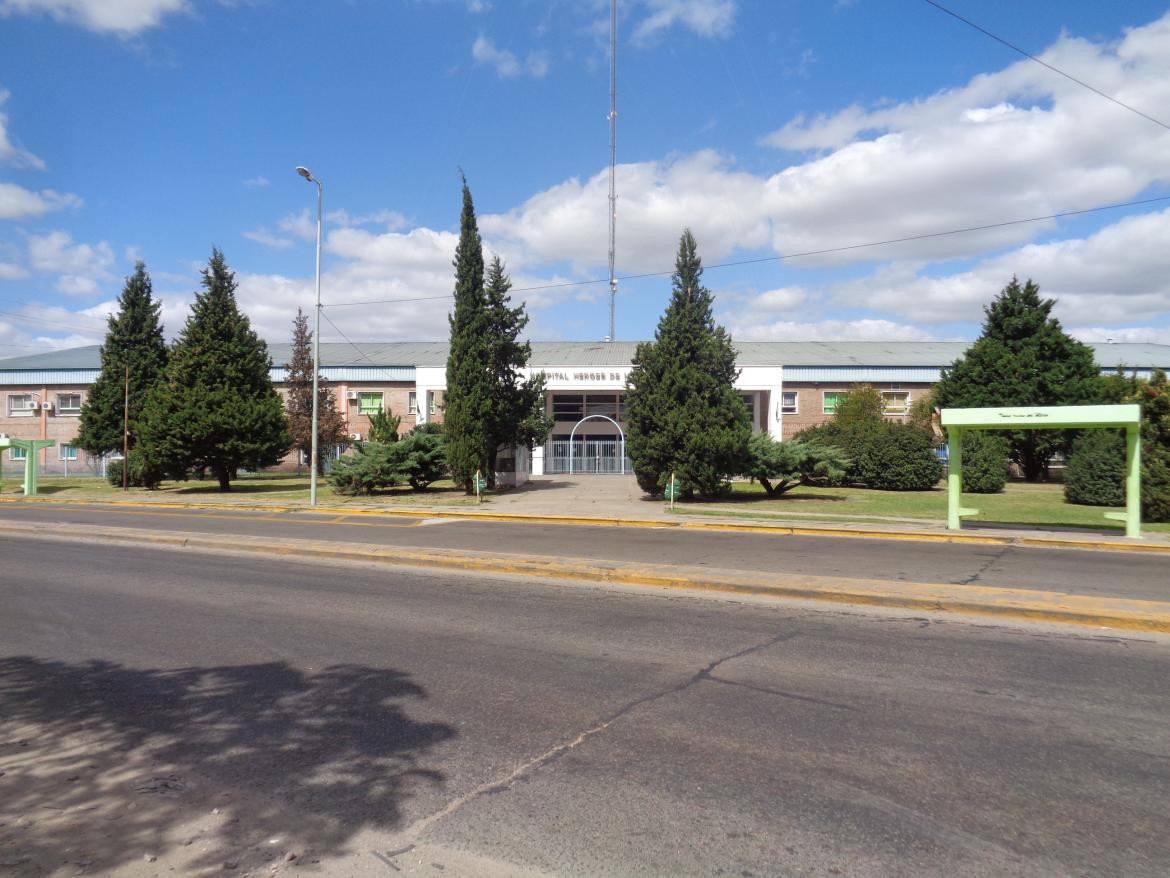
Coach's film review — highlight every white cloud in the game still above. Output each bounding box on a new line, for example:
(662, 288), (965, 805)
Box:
(829, 209), (1170, 328)
(0, 0), (188, 35)
(242, 228), (294, 250)
(632, 0), (736, 44)
(480, 13), (1170, 283)
(278, 208), (317, 241)
(0, 183), (82, 220)
(0, 88), (45, 169)
(243, 176), (270, 188)
(326, 208), (409, 231)
(27, 230), (116, 295)
(0, 261), (28, 279)
(471, 36), (549, 79)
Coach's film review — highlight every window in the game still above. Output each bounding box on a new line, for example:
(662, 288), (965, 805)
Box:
(57, 393), (82, 415)
(552, 394), (584, 422)
(7, 394), (35, 417)
(585, 394), (619, 420)
(823, 391), (845, 415)
(427, 390), (437, 415)
(9, 445), (27, 461)
(59, 444), (77, 461)
(739, 394), (756, 427)
(882, 391), (910, 414)
(357, 392), (383, 416)
(407, 391), (418, 415)
(780, 391), (798, 414)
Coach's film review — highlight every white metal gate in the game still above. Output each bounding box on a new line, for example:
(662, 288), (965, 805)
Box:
(544, 439), (633, 474)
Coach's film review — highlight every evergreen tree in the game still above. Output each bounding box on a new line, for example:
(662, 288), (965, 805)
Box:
(284, 308), (346, 475)
(138, 248), (290, 490)
(76, 262), (168, 457)
(624, 229), (751, 497)
(483, 255), (551, 480)
(934, 277), (1100, 480)
(443, 180), (551, 491)
(443, 178), (493, 491)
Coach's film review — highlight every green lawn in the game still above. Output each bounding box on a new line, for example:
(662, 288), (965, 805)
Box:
(675, 480), (1170, 533)
(0, 471), (478, 507)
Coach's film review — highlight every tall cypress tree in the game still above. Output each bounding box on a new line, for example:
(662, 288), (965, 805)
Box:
(483, 255), (552, 480)
(443, 178), (494, 491)
(624, 229), (751, 497)
(138, 248), (290, 490)
(76, 262), (168, 457)
(284, 308), (347, 474)
(934, 277), (1100, 480)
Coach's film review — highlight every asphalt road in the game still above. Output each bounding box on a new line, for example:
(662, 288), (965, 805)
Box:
(1, 537), (1167, 877)
(1, 501), (1167, 601)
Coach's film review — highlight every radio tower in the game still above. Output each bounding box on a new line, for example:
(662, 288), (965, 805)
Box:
(606, 0), (618, 342)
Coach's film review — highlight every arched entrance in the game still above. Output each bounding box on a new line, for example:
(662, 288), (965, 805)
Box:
(568, 414), (627, 475)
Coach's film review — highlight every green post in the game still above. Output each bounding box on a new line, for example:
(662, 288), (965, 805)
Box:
(1125, 425), (1141, 539)
(946, 427), (962, 530)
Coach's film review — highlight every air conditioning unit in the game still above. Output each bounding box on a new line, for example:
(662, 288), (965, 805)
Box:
(40, 401), (53, 411)
(346, 391), (359, 401)
(349, 432), (362, 441)
(21, 400), (38, 411)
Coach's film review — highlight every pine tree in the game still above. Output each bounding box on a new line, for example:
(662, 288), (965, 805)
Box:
(624, 229), (751, 497)
(284, 308), (346, 475)
(934, 277), (1100, 480)
(76, 262), (168, 457)
(138, 248), (291, 490)
(443, 178), (493, 492)
(483, 255), (551, 480)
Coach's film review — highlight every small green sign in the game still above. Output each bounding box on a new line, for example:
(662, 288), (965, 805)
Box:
(474, 476), (487, 492)
(663, 479), (681, 500)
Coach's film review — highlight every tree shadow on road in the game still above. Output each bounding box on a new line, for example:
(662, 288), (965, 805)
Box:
(0, 657), (455, 875)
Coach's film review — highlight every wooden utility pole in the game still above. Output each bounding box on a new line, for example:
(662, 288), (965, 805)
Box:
(122, 364), (129, 491)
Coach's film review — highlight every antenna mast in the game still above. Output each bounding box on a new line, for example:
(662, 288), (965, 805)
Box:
(607, 0), (618, 342)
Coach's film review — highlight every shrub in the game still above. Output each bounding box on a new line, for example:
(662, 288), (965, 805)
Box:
(396, 428), (448, 490)
(742, 435), (849, 496)
(795, 421), (882, 486)
(961, 431), (1009, 494)
(1064, 429), (1126, 507)
(856, 422), (943, 490)
(328, 443), (404, 495)
(105, 449), (163, 489)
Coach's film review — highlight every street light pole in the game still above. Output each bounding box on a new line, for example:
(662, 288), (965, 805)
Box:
(296, 166), (323, 506)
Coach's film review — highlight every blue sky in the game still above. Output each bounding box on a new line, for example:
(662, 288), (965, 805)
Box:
(2, 0), (1170, 356)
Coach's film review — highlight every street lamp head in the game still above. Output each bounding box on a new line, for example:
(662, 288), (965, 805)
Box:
(296, 166), (314, 181)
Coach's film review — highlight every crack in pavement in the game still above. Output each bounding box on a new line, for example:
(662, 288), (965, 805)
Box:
(955, 545), (1011, 586)
(704, 674), (857, 710)
(389, 626), (802, 847)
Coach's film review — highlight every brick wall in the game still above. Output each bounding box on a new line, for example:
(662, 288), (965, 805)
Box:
(777, 382), (933, 440)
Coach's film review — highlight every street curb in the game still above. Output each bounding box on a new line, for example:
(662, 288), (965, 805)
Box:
(2, 493), (1168, 554)
(4, 521), (1169, 634)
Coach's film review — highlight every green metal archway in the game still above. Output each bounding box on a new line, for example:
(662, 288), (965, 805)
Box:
(0, 436), (56, 497)
(941, 404), (1142, 538)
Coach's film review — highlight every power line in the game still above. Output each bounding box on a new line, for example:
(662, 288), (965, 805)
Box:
(318, 308), (385, 369)
(921, 0), (1170, 132)
(0, 308), (107, 335)
(321, 193), (1170, 308)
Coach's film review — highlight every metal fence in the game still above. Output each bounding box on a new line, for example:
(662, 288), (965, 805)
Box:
(544, 440), (633, 474)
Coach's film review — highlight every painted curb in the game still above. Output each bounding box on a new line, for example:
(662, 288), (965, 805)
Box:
(2, 493), (1168, 554)
(4, 521), (1169, 635)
